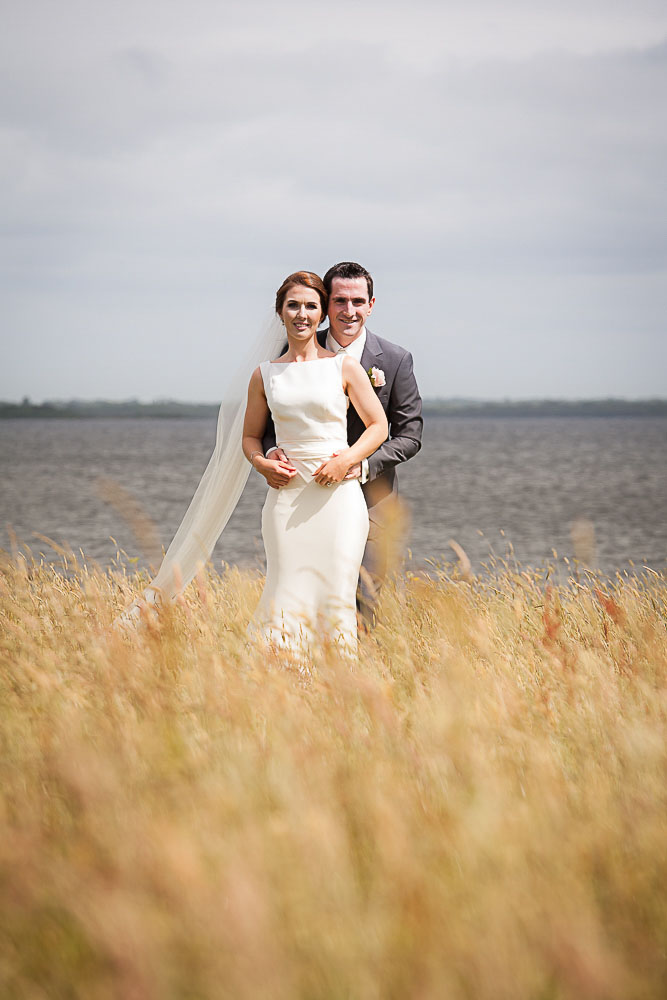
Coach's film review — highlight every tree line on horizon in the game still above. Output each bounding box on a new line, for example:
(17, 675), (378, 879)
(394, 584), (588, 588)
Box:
(1, 397), (666, 419)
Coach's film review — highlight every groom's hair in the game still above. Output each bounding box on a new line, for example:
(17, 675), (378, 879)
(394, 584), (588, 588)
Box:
(275, 271), (328, 321)
(323, 262), (374, 301)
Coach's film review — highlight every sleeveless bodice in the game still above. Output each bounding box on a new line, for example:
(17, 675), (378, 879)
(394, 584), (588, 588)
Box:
(260, 355), (348, 479)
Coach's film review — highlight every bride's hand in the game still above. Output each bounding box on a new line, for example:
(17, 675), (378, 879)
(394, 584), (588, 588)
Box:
(313, 452), (351, 486)
(256, 455), (297, 490)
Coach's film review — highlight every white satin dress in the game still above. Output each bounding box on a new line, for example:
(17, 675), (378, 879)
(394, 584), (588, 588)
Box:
(254, 355), (369, 653)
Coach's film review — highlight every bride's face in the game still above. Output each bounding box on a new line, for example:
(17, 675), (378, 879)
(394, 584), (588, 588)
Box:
(281, 285), (323, 340)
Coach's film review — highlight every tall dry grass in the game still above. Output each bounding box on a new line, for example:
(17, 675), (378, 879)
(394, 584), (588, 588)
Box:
(1, 550), (666, 999)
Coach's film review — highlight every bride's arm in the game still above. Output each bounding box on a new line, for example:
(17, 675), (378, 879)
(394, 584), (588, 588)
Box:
(242, 368), (297, 489)
(313, 358), (388, 484)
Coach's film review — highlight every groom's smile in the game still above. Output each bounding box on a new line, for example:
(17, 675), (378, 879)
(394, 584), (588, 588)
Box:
(328, 276), (375, 345)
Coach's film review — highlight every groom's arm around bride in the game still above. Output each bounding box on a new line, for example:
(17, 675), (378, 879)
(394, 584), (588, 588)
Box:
(352, 326), (422, 507)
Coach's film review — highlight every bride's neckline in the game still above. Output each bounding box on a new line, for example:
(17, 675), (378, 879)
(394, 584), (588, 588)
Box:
(268, 355), (338, 365)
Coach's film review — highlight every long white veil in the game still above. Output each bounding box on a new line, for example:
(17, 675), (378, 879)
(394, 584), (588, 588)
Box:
(139, 313), (286, 605)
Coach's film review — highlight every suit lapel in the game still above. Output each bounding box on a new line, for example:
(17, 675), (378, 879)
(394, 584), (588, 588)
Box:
(360, 328), (383, 372)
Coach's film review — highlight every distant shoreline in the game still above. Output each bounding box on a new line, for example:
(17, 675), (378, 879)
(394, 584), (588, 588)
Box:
(2, 398), (667, 419)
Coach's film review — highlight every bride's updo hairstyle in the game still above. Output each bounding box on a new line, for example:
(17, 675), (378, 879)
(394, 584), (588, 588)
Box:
(275, 271), (328, 325)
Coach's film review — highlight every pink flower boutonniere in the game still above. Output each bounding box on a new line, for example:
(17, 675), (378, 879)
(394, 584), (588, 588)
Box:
(368, 366), (386, 388)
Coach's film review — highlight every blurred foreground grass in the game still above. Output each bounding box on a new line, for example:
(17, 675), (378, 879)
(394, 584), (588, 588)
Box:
(1, 554), (666, 999)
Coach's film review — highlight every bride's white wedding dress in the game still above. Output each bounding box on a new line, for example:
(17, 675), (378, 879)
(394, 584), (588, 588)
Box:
(254, 354), (369, 653)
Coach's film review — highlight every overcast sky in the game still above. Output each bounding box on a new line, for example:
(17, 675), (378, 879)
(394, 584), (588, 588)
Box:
(2, 0), (666, 401)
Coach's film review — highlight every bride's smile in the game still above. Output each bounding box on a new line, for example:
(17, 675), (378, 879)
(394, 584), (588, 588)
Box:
(282, 286), (323, 340)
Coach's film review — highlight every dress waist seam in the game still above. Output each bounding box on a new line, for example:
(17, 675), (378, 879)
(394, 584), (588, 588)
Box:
(278, 440), (348, 455)
(278, 438), (348, 445)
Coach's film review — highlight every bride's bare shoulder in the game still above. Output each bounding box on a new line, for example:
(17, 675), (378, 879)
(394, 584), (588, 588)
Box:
(341, 355), (365, 372)
(248, 365), (266, 388)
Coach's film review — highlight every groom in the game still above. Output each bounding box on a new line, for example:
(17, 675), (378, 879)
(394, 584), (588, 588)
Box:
(263, 261), (423, 621)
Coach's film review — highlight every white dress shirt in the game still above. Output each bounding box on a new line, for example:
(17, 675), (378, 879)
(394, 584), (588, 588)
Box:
(326, 327), (366, 363)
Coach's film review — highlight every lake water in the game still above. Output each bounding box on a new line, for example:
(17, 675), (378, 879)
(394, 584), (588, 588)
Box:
(1, 416), (666, 577)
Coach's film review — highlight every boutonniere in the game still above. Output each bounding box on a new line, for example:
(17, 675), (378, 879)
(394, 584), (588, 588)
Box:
(368, 366), (386, 388)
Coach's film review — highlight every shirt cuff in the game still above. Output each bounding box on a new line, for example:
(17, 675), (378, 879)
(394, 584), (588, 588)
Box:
(361, 458), (370, 484)
(265, 447), (278, 458)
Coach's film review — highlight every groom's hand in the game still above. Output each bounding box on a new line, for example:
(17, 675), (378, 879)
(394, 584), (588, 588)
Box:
(344, 463), (362, 480)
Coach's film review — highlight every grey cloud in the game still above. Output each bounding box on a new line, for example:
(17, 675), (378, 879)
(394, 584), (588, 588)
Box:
(2, 1), (666, 400)
(3, 35), (666, 274)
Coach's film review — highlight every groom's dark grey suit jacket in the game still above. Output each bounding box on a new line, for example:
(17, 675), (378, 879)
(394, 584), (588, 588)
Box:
(262, 327), (423, 509)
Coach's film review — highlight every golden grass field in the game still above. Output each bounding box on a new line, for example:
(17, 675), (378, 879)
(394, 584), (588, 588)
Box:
(1, 549), (666, 999)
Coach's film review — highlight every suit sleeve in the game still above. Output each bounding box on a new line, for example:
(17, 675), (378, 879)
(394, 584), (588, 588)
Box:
(262, 412), (277, 456)
(367, 350), (423, 482)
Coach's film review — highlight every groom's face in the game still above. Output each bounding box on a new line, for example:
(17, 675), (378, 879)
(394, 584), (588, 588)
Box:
(328, 277), (375, 345)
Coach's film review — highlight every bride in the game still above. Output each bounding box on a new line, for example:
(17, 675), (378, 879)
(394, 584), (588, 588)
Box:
(122, 270), (387, 653)
(242, 271), (387, 651)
